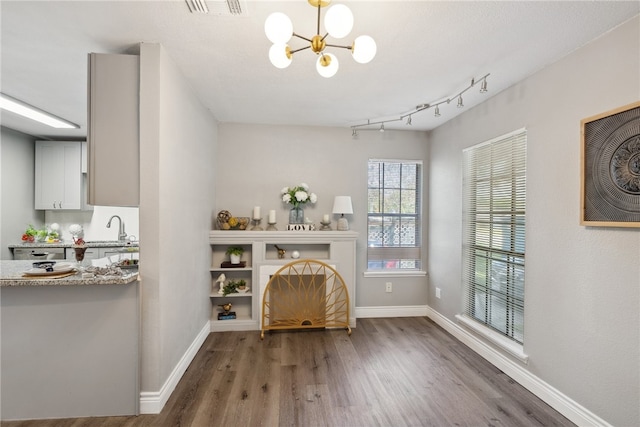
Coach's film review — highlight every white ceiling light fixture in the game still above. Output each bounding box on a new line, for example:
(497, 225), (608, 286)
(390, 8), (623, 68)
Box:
(0, 93), (79, 129)
(265, 0), (376, 78)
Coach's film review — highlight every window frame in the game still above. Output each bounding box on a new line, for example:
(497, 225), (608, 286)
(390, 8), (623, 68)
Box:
(365, 159), (424, 276)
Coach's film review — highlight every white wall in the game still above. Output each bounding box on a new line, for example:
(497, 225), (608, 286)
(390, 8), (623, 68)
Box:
(427, 16), (639, 426)
(216, 124), (429, 308)
(0, 127), (44, 260)
(139, 43), (217, 394)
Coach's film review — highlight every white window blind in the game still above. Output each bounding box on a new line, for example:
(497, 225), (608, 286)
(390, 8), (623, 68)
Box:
(462, 129), (526, 344)
(367, 159), (422, 271)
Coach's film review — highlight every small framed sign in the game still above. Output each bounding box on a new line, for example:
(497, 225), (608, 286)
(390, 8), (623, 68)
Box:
(581, 101), (640, 227)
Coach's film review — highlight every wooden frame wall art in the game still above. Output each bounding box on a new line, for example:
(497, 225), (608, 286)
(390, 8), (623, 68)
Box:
(581, 101), (640, 227)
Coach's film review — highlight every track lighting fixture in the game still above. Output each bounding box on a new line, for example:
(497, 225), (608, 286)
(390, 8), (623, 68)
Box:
(350, 73), (490, 133)
(265, 0), (377, 78)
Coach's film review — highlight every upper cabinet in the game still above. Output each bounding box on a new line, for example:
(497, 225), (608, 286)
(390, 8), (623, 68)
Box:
(34, 141), (82, 210)
(87, 53), (140, 207)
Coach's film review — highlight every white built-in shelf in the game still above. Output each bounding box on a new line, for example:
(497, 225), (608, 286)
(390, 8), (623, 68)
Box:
(209, 230), (357, 332)
(210, 292), (253, 298)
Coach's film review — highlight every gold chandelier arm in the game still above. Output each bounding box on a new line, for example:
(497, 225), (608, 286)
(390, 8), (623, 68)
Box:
(316, 3), (322, 35)
(289, 45), (311, 55)
(324, 43), (352, 50)
(292, 32), (312, 43)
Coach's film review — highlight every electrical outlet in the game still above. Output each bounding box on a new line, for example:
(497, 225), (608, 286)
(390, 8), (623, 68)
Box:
(435, 287), (441, 299)
(385, 282), (393, 293)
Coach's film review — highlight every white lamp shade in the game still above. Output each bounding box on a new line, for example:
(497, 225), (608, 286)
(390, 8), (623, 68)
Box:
(265, 12), (293, 44)
(352, 35), (377, 64)
(332, 196), (353, 214)
(269, 43), (292, 68)
(316, 53), (339, 78)
(324, 4), (353, 39)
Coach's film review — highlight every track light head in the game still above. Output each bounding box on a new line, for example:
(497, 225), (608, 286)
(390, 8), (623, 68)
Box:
(434, 105), (441, 117)
(457, 95), (464, 108)
(480, 78), (488, 93)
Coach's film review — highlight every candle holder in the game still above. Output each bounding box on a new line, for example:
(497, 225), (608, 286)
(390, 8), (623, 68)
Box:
(251, 218), (264, 231)
(320, 220), (332, 231)
(267, 221), (278, 231)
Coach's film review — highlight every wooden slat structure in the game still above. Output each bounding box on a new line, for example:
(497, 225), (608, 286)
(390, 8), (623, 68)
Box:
(261, 259), (351, 339)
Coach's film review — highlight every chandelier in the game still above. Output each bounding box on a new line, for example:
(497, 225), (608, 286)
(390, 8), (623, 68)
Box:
(264, 0), (376, 78)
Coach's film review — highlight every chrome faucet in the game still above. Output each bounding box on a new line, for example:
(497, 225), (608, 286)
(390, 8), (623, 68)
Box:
(106, 215), (127, 241)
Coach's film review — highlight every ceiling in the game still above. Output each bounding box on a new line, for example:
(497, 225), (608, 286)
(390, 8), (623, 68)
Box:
(1, 1), (638, 139)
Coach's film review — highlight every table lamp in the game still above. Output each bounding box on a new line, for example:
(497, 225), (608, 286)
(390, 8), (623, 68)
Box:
(332, 196), (353, 231)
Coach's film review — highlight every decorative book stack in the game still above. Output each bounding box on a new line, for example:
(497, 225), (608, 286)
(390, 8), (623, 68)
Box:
(218, 311), (237, 320)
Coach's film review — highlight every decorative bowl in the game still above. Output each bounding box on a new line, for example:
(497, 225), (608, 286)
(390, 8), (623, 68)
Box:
(217, 217), (250, 230)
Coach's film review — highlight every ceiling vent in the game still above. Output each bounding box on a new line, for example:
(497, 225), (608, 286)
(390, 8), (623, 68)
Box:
(185, 0), (248, 16)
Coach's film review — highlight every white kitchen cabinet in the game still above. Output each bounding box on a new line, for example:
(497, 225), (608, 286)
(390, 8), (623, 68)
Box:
(87, 52), (140, 207)
(34, 141), (82, 210)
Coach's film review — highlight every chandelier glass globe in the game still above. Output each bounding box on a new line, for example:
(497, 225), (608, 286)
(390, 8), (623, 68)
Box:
(316, 53), (339, 78)
(324, 4), (353, 39)
(352, 35), (377, 64)
(265, 12), (293, 44)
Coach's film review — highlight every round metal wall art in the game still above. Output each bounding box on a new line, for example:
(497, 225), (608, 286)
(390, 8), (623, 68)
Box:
(582, 101), (640, 227)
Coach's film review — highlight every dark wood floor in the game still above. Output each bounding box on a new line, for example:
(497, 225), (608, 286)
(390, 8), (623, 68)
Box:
(2, 317), (574, 427)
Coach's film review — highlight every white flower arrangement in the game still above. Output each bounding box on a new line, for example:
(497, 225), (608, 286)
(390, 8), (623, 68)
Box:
(281, 183), (318, 208)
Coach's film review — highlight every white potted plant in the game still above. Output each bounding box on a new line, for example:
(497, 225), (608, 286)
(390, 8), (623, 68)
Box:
(225, 246), (244, 264)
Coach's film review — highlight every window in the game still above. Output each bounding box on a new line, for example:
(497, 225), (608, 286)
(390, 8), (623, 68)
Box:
(462, 129), (526, 344)
(367, 159), (422, 271)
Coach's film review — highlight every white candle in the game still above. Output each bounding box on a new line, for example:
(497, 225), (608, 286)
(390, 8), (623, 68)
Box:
(323, 214), (330, 223)
(253, 206), (261, 220)
(269, 210), (276, 223)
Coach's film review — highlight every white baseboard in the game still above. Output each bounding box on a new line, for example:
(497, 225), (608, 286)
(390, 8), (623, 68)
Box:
(139, 321), (210, 414)
(425, 307), (612, 427)
(355, 305), (429, 318)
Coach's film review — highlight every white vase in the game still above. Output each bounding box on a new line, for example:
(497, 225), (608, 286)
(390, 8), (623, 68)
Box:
(230, 254), (241, 264)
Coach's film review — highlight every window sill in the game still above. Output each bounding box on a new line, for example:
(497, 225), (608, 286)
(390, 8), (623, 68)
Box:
(363, 270), (427, 278)
(455, 314), (529, 364)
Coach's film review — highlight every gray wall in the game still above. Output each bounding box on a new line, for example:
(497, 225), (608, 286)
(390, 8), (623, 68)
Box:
(427, 16), (639, 426)
(216, 124), (429, 308)
(0, 127), (43, 260)
(138, 43), (217, 392)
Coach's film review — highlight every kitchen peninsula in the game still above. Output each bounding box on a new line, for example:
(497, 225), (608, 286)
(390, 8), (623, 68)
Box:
(0, 259), (140, 420)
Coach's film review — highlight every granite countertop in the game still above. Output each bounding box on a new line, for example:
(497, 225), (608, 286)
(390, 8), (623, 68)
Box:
(8, 241), (138, 249)
(0, 260), (138, 287)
